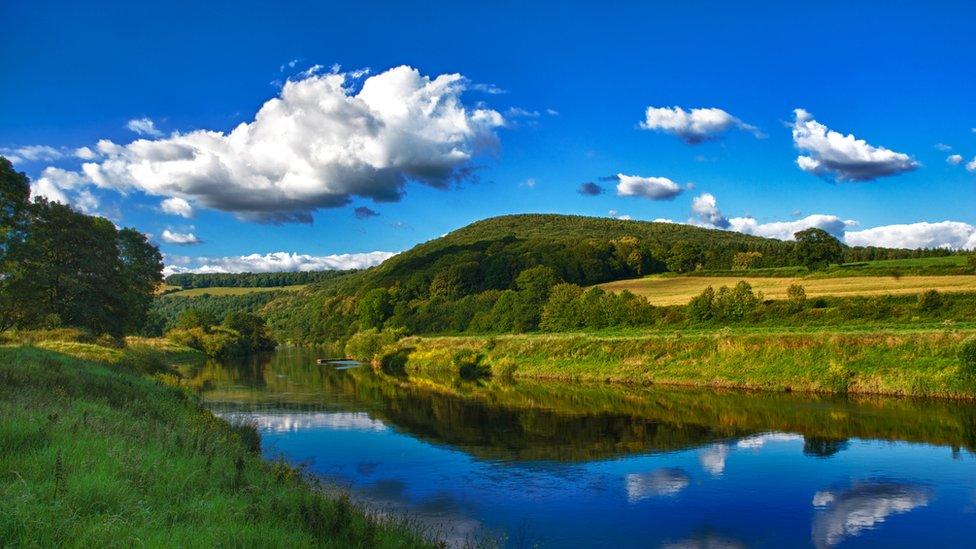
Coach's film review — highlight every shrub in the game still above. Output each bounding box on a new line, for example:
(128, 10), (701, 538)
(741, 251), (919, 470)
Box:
(119, 346), (173, 376)
(687, 287), (715, 322)
(713, 281), (761, 321)
(453, 349), (490, 380)
(787, 284), (807, 313)
(960, 338), (976, 377)
(344, 328), (405, 362)
(916, 289), (943, 312)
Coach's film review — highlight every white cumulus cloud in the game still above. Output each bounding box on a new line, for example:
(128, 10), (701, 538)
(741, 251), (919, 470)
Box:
(639, 106), (761, 144)
(616, 174), (684, 200)
(0, 145), (64, 164)
(163, 250), (396, 275)
(57, 66), (503, 223)
(946, 154), (964, 165)
(844, 221), (976, 250)
(812, 482), (930, 549)
(161, 229), (202, 245)
(126, 117), (163, 137)
(729, 214), (856, 240)
(967, 157), (976, 172)
(690, 192), (729, 228)
(160, 197), (193, 218)
(792, 109), (919, 181)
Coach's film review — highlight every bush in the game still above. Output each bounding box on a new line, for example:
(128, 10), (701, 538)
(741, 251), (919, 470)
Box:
(916, 289), (943, 312)
(787, 284), (807, 313)
(960, 338), (976, 377)
(713, 281), (762, 321)
(687, 287), (715, 322)
(453, 349), (490, 381)
(119, 346), (173, 376)
(344, 328), (405, 362)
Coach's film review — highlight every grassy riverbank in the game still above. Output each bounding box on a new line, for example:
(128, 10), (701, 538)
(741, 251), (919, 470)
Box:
(391, 327), (976, 399)
(0, 343), (432, 547)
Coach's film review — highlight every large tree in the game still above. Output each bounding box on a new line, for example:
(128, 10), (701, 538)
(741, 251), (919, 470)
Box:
(0, 156), (164, 336)
(794, 228), (845, 271)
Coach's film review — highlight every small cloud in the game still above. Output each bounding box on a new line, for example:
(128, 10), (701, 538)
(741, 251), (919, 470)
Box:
(74, 146), (98, 160)
(389, 221), (413, 231)
(161, 229), (202, 245)
(506, 107), (540, 118)
(616, 174), (684, 201)
(791, 209), (803, 217)
(947, 154), (964, 165)
(0, 145), (64, 164)
(640, 105), (762, 144)
(791, 109), (918, 182)
(520, 178), (537, 189)
(126, 117), (163, 137)
(279, 58), (299, 72)
(608, 210), (632, 221)
(935, 143), (952, 151)
(546, 108), (559, 116)
(967, 157), (976, 172)
(577, 182), (603, 196)
(690, 192), (729, 228)
(354, 206), (379, 219)
(161, 197), (193, 218)
(469, 82), (507, 95)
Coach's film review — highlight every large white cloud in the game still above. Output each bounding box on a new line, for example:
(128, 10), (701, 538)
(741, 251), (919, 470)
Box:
(792, 109), (918, 182)
(163, 250), (396, 275)
(52, 65), (504, 223)
(616, 173), (684, 200)
(844, 221), (976, 249)
(639, 106), (760, 144)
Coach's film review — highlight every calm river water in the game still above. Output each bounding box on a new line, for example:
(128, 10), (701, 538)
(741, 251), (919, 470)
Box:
(186, 348), (976, 548)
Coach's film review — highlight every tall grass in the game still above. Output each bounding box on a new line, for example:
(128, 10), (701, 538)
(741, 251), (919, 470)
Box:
(0, 346), (434, 547)
(393, 329), (976, 399)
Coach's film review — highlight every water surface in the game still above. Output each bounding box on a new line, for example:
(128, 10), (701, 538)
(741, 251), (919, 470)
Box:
(186, 348), (976, 547)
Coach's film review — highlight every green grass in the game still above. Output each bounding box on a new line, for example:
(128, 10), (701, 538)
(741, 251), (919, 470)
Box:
(164, 284), (307, 298)
(0, 345), (433, 547)
(392, 328), (976, 399)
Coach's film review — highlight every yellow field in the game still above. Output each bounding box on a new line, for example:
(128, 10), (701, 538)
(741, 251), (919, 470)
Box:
(599, 275), (976, 306)
(163, 284), (306, 297)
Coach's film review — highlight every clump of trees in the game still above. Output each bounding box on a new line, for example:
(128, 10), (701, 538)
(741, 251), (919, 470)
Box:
(0, 157), (162, 336)
(794, 228), (844, 271)
(686, 282), (763, 322)
(166, 309), (276, 358)
(165, 270), (354, 289)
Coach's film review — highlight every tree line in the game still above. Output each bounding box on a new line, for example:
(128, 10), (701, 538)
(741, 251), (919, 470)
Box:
(165, 269), (355, 289)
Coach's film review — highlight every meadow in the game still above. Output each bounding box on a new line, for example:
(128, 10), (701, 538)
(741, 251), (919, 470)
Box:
(390, 328), (976, 399)
(599, 273), (976, 305)
(163, 284), (307, 298)
(0, 339), (433, 547)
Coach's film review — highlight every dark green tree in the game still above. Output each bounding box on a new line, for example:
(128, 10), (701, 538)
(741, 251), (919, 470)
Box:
(0, 158), (31, 330)
(117, 228), (164, 333)
(357, 287), (393, 330)
(794, 228), (844, 271)
(667, 241), (702, 273)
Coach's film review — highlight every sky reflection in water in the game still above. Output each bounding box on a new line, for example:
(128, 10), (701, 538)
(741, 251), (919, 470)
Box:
(195, 349), (976, 547)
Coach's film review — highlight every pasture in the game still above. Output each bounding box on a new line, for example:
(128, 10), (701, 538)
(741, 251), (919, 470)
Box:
(599, 274), (976, 306)
(162, 284), (306, 297)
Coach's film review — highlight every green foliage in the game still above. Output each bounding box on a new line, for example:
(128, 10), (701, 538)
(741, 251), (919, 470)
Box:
(794, 228), (845, 271)
(147, 291), (280, 336)
(167, 311), (277, 358)
(0, 159), (162, 336)
(732, 251), (763, 271)
(787, 284), (807, 312)
(164, 269), (354, 289)
(344, 328), (405, 361)
(666, 241), (703, 273)
(540, 284), (655, 331)
(960, 338), (976, 377)
(687, 287), (716, 322)
(357, 287), (393, 330)
(917, 289), (943, 312)
(453, 349), (490, 380)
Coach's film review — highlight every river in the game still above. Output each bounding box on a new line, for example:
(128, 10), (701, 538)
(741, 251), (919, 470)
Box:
(184, 347), (976, 548)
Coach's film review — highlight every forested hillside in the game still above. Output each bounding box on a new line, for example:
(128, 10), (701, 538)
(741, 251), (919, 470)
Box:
(255, 214), (958, 345)
(165, 269), (356, 289)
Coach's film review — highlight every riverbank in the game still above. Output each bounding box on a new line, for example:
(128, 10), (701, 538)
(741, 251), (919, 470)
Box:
(392, 327), (976, 399)
(0, 342), (432, 547)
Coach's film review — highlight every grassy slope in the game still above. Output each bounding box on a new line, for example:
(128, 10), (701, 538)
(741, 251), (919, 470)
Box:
(600, 274), (976, 305)
(394, 328), (976, 399)
(0, 343), (431, 547)
(164, 284), (307, 298)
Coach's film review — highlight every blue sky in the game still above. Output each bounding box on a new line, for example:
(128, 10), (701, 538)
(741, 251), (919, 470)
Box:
(2, 1), (975, 272)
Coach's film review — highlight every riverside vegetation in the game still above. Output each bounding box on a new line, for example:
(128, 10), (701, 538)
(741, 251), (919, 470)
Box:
(0, 157), (431, 546)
